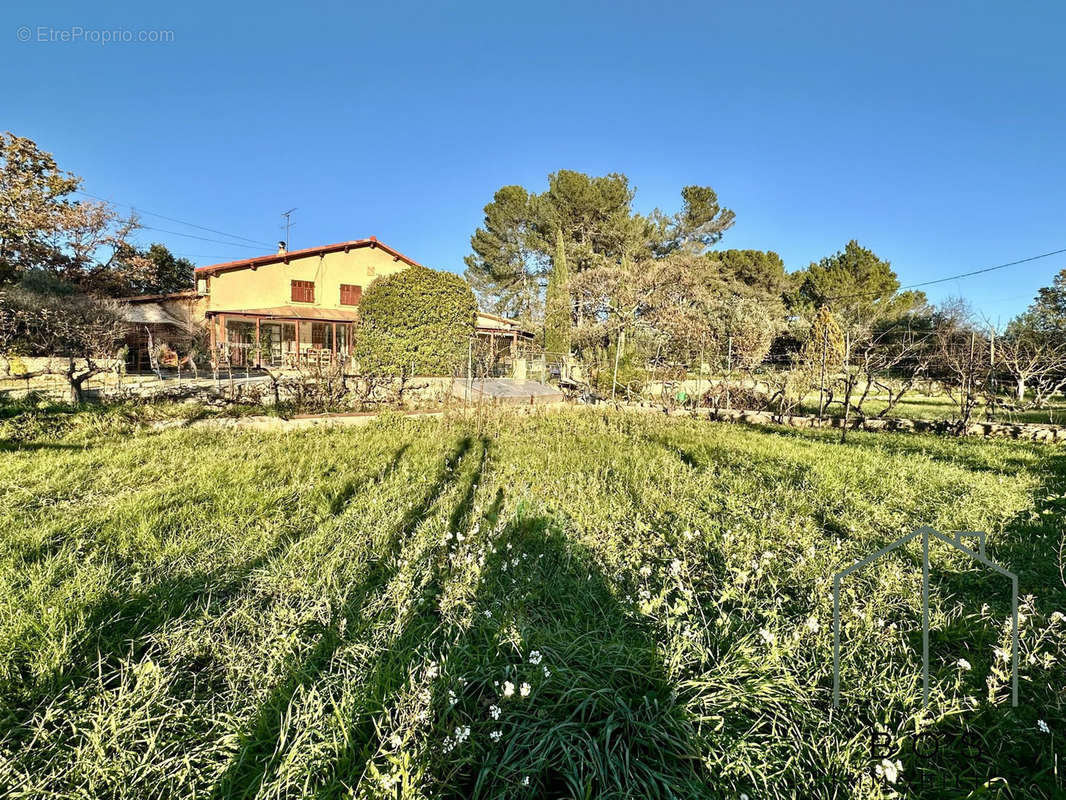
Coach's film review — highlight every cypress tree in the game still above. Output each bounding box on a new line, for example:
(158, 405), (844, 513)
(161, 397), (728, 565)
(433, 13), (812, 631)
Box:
(544, 229), (572, 354)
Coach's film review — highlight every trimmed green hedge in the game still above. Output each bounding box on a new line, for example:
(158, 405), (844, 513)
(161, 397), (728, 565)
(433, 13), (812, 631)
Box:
(353, 265), (476, 377)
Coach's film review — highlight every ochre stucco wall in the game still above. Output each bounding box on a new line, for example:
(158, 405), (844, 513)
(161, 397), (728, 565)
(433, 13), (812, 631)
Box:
(206, 246), (411, 312)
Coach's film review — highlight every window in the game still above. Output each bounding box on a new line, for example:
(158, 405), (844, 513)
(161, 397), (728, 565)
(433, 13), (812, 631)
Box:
(340, 283), (362, 306)
(291, 279), (314, 303)
(311, 322), (333, 350)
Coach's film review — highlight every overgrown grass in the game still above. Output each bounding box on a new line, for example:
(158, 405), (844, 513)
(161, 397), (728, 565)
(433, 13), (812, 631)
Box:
(0, 409), (1063, 798)
(0, 395), (284, 447)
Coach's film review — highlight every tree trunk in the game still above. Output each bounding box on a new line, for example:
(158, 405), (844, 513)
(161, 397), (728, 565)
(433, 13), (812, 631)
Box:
(68, 373), (86, 404)
(1016, 377), (1025, 401)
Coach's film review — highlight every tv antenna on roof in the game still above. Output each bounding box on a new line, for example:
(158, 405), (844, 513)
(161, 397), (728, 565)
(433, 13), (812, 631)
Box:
(281, 208), (297, 248)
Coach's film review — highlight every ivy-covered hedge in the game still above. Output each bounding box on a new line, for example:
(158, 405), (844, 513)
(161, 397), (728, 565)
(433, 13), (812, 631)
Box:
(353, 265), (477, 377)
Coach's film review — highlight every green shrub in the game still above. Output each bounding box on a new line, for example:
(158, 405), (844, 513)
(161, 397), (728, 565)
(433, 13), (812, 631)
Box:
(354, 266), (477, 377)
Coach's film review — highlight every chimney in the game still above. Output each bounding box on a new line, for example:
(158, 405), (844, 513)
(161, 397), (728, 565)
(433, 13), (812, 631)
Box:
(277, 241), (287, 255)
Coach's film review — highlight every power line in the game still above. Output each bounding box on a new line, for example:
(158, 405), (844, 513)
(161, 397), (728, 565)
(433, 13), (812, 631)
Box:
(73, 190), (273, 248)
(827, 247), (1066, 301)
(168, 251), (256, 260)
(135, 224), (265, 250)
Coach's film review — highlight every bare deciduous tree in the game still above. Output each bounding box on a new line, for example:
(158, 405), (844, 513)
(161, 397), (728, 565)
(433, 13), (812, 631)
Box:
(996, 330), (1066, 410)
(0, 287), (127, 402)
(932, 301), (990, 431)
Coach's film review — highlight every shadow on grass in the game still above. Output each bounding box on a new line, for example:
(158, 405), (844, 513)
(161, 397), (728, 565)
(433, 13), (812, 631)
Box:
(443, 516), (709, 799)
(210, 435), (483, 800)
(305, 439), (499, 799)
(0, 441), (414, 723)
(0, 440), (89, 453)
(212, 433), (711, 798)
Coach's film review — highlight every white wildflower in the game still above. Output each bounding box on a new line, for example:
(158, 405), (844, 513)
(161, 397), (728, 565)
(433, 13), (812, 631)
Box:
(522, 776), (530, 786)
(874, 758), (902, 784)
(1038, 719), (1051, 734)
(448, 689), (457, 706)
(670, 559), (682, 575)
(957, 658), (971, 671)
(502, 681), (515, 697)
(760, 628), (774, 644)
(528, 650), (542, 665)
(805, 616), (820, 633)
(489, 704), (501, 720)
(520, 682), (531, 697)
(453, 725), (470, 745)
(543, 666), (551, 678)
(490, 729), (502, 742)
(1051, 611), (1065, 623)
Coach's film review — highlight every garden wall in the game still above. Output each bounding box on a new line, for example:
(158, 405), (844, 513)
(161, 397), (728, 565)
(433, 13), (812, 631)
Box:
(653, 405), (1066, 442)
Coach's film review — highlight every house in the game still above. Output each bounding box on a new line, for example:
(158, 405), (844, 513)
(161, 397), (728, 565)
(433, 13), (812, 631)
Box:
(120, 237), (533, 371)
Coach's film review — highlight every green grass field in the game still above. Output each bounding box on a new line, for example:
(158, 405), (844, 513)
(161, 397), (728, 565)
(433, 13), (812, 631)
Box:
(0, 409), (1063, 798)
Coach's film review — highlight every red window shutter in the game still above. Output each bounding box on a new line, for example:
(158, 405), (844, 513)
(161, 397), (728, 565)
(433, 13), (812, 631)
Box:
(291, 280), (314, 303)
(340, 284), (362, 306)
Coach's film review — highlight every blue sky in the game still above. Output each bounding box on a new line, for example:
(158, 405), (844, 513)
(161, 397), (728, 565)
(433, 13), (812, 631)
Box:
(4, 1), (1064, 324)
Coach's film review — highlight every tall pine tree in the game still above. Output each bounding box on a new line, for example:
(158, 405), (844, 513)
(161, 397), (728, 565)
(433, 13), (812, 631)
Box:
(544, 229), (572, 354)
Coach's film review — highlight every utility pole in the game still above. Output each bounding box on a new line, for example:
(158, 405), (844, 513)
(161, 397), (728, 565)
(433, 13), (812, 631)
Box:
(725, 333), (733, 410)
(988, 326), (996, 395)
(281, 208), (297, 247)
(696, 342), (704, 407)
(818, 325), (828, 423)
(611, 330), (622, 403)
(841, 330), (852, 443)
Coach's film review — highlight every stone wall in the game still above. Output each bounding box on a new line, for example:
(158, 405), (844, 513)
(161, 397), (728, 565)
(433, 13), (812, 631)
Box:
(0, 363), (461, 408)
(657, 406), (1066, 443)
(0, 356), (131, 400)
